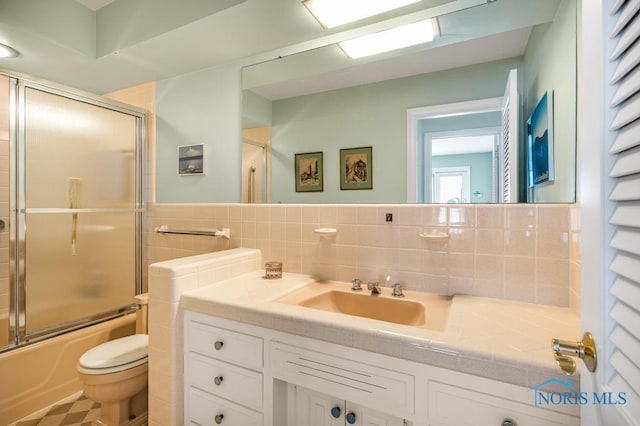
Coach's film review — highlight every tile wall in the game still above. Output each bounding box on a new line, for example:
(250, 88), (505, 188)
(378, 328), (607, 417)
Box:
(569, 204), (581, 313)
(147, 248), (261, 426)
(107, 81), (579, 310)
(147, 202), (576, 308)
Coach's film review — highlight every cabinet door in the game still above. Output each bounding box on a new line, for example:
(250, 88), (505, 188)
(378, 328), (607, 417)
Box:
(347, 402), (409, 426)
(294, 386), (410, 426)
(294, 386), (344, 426)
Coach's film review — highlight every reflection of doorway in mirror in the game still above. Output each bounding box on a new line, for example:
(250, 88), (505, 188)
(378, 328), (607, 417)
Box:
(426, 130), (500, 203)
(432, 166), (470, 203)
(241, 127), (272, 203)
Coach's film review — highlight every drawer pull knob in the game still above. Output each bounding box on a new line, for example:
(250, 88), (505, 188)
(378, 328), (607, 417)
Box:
(502, 420), (516, 426)
(214, 414), (224, 424)
(214, 340), (224, 350)
(346, 412), (356, 424)
(214, 376), (224, 386)
(331, 406), (341, 418)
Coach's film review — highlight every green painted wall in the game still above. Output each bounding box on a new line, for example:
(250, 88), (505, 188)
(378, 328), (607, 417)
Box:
(156, 63), (242, 203)
(523, 0), (576, 202)
(270, 58), (520, 203)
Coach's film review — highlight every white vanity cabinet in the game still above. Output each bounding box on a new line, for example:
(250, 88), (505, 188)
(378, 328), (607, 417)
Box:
(183, 311), (579, 426)
(293, 385), (409, 426)
(184, 313), (265, 425)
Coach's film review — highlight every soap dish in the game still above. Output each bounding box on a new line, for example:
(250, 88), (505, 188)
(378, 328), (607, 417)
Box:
(419, 232), (450, 242)
(314, 228), (337, 237)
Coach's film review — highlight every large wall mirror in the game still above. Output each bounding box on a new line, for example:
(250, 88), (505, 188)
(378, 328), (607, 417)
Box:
(241, 0), (576, 204)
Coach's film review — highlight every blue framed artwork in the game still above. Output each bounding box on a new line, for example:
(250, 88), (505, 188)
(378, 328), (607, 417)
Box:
(527, 92), (554, 187)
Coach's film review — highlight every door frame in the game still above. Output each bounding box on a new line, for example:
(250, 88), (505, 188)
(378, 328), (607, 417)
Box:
(406, 97), (502, 203)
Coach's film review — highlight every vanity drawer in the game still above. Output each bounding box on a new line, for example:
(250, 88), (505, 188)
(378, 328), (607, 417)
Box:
(428, 380), (579, 426)
(187, 351), (263, 411)
(271, 341), (414, 417)
(187, 320), (263, 370)
(187, 387), (263, 426)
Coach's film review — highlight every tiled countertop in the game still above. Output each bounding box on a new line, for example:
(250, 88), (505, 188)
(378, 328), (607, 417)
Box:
(181, 270), (580, 390)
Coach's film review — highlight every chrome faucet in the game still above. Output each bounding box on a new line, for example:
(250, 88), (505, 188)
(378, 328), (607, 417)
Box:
(367, 281), (381, 295)
(351, 278), (363, 292)
(391, 282), (404, 298)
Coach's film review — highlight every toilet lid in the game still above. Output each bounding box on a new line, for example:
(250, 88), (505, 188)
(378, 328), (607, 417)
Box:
(79, 334), (148, 369)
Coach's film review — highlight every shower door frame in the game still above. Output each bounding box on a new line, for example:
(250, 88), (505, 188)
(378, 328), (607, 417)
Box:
(4, 71), (145, 350)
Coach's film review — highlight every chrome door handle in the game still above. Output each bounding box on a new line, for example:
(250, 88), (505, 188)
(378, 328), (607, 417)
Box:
(552, 332), (597, 374)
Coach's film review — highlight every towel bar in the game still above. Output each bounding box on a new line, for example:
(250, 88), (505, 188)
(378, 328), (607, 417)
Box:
(154, 225), (231, 239)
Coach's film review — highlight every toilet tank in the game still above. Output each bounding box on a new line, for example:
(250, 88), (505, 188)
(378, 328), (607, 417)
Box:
(133, 293), (149, 334)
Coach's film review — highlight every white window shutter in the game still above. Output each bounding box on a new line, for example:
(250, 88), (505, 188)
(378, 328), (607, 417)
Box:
(606, 0), (640, 422)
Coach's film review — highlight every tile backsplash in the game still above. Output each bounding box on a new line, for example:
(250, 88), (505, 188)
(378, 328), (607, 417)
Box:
(146, 203), (576, 307)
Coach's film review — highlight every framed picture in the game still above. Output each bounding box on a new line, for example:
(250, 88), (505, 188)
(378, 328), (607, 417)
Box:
(527, 92), (554, 187)
(178, 144), (205, 176)
(340, 146), (373, 190)
(294, 151), (323, 192)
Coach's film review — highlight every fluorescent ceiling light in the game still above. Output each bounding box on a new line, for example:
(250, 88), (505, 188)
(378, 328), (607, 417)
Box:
(303, 0), (420, 28)
(0, 43), (19, 58)
(339, 19), (436, 59)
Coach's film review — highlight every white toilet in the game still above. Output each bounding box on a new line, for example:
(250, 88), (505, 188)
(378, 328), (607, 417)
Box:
(77, 294), (149, 426)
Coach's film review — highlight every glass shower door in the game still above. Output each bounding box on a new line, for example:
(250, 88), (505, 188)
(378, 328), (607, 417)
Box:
(20, 85), (141, 339)
(0, 75), (11, 348)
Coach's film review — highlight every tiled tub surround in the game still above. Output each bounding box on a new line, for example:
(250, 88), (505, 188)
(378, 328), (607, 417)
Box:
(148, 248), (579, 425)
(147, 203), (574, 307)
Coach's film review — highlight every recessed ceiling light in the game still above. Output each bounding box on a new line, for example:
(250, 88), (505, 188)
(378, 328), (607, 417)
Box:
(0, 43), (19, 58)
(303, 0), (421, 28)
(339, 19), (437, 59)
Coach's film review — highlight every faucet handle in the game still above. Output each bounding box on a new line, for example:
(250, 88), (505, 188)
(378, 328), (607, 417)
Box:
(351, 278), (363, 292)
(392, 282), (404, 298)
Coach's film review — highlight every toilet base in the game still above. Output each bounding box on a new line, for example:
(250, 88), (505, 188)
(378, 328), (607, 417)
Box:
(92, 386), (147, 426)
(79, 362), (148, 426)
(93, 410), (147, 426)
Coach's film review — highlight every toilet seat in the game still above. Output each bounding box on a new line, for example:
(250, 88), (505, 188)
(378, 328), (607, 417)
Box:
(78, 334), (148, 375)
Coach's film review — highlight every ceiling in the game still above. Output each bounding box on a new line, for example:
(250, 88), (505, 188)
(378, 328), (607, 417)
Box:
(74, 0), (115, 11)
(0, 0), (560, 96)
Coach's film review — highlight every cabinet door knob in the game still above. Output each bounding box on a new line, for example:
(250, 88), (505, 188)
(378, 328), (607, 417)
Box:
(331, 406), (341, 418)
(214, 340), (224, 350)
(502, 419), (516, 426)
(214, 414), (224, 424)
(214, 376), (224, 386)
(346, 412), (356, 424)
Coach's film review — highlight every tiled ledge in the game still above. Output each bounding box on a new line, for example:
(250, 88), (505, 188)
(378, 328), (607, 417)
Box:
(181, 270), (580, 393)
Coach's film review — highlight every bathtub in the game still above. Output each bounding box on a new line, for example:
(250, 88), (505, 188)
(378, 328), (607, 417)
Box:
(0, 314), (136, 424)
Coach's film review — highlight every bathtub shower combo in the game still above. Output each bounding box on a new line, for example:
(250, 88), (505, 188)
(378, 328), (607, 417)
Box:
(0, 71), (145, 352)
